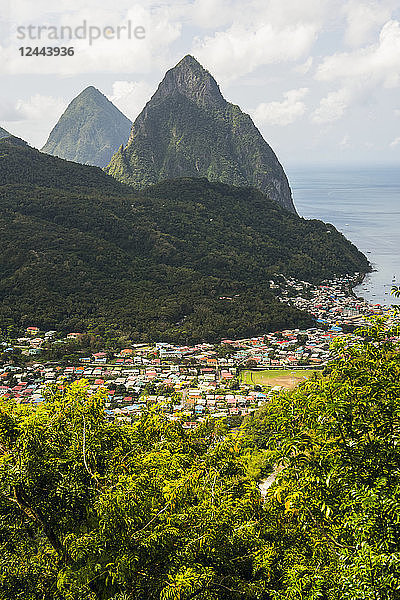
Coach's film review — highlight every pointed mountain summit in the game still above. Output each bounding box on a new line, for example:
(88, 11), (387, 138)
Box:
(41, 86), (132, 168)
(0, 126), (11, 140)
(150, 54), (226, 109)
(106, 55), (296, 212)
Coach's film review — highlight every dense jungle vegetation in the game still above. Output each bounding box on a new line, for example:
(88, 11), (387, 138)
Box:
(0, 137), (368, 341)
(0, 318), (399, 599)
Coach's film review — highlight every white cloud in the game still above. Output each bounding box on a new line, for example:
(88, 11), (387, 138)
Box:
(189, 0), (327, 82)
(246, 0), (328, 29)
(252, 88), (308, 126)
(186, 0), (233, 29)
(311, 19), (400, 124)
(294, 56), (314, 74)
(1, 4), (181, 75)
(110, 80), (153, 121)
(0, 99), (21, 121)
(342, 0), (395, 47)
(312, 88), (351, 124)
(193, 22), (318, 82)
(316, 20), (400, 89)
(15, 94), (66, 121)
(6, 0), (110, 22)
(340, 133), (350, 146)
(2, 94), (67, 147)
(175, 0), (329, 32)
(390, 136), (400, 147)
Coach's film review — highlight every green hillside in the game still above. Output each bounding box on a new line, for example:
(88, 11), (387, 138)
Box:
(0, 137), (369, 341)
(0, 135), (126, 193)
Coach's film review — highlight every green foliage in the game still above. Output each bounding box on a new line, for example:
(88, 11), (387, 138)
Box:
(1, 320), (400, 598)
(0, 138), (368, 342)
(0, 383), (269, 600)
(244, 317), (400, 599)
(41, 86), (132, 168)
(241, 448), (272, 480)
(106, 55), (296, 212)
(0, 136), (127, 193)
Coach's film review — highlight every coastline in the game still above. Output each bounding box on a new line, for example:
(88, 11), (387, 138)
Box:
(290, 165), (400, 309)
(279, 272), (396, 332)
(353, 268), (400, 307)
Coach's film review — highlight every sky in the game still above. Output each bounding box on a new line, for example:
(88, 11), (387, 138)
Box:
(1, 0), (400, 166)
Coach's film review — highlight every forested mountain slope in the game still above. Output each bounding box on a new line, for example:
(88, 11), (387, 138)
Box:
(0, 137), (369, 341)
(41, 86), (132, 168)
(106, 55), (296, 213)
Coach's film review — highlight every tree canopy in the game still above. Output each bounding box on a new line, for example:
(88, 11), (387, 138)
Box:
(0, 138), (368, 342)
(244, 315), (400, 599)
(1, 317), (399, 599)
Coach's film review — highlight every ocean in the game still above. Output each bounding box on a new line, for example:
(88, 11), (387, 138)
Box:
(288, 165), (400, 307)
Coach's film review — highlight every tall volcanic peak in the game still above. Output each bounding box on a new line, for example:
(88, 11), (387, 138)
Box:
(0, 126), (11, 139)
(107, 55), (296, 213)
(148, 54), (226, 110)
(41, 86), (132, 168)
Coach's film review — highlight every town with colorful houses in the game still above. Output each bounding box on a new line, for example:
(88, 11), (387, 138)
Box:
(1, 275), (398, 426)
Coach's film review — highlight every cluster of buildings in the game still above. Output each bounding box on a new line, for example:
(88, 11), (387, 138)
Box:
(277, 274), (390, 328)
(1, 276), (398, 424)
(0, 360), (266, 425)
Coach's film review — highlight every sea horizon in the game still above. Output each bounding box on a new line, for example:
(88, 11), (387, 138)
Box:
(288, 164), (400, 307)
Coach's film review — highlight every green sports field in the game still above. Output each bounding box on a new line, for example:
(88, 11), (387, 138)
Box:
(240, 369), (317, 389)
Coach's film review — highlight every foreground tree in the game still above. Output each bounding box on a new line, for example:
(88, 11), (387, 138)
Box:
(392, 285), (400, 312)
(0, 382), (272, 599)
(245, 316), (400, 599)
(1, 316), (399, 599)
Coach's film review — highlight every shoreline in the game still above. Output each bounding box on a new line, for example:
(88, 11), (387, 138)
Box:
(353, 270), (400, 308)
(278, 271), (395, 332)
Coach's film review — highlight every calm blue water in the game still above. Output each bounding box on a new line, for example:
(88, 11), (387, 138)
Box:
(287, 166), (400, 306)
